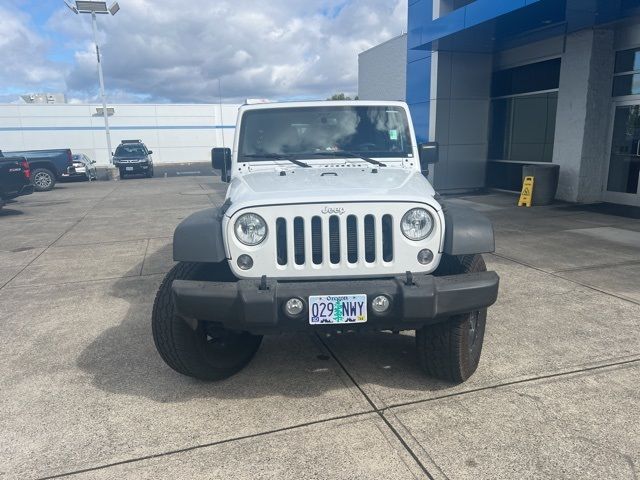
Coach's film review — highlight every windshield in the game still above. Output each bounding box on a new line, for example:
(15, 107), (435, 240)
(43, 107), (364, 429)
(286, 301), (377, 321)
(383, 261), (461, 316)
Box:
(115, 144), (146, 157)
(238, 106), (412, 160)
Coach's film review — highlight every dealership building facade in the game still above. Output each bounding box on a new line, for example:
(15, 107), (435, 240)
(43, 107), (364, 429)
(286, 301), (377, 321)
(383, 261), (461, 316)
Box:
(360, 0), (640, 206)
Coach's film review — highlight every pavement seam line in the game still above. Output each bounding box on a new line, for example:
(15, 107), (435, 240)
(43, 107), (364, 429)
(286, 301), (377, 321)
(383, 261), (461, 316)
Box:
(139, 238), (151, 276)
(491, 252), (640, 306)
(0, 185), (120, 291)
(381, 356), (640, 412)
(34, 411), (375, 480)
(552, 258), (640, 273)
(316, 335), (435, 480)
(0, 272), (168, 291)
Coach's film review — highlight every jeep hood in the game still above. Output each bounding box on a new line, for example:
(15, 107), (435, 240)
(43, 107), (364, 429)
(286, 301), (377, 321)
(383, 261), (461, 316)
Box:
(225, 168), (440, 216)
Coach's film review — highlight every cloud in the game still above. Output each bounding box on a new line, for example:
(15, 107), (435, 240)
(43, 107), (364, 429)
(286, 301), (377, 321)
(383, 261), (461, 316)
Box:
(45, 0), (407, 103)
(0, 3), (66, 94)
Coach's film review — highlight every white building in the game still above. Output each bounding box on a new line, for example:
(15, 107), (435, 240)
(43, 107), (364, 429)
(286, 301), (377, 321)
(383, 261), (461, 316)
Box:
(0, 103), (239, 166)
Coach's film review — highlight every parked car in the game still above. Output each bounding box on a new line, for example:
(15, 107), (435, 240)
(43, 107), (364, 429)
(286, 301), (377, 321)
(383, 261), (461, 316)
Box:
(0, 155), (34, 210)
(112, 140), (154, 178)
(62, 154), (97, 181)
(152, 100), (499, 384)
(0, 149), (73, 192)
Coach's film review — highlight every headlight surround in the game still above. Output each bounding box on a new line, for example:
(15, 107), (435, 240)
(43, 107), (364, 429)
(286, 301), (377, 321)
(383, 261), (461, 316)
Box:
(401, 208), (434, 241)
(234, 213), (267, 246)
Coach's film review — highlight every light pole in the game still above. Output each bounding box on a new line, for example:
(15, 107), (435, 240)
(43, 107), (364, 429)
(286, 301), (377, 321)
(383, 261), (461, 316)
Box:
(65, 1), (120, 165)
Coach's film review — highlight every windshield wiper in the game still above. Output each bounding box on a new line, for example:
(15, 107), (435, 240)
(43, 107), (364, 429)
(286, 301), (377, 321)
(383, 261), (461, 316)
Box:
(242, 153), (311, 168)
(307, 151), (387, 167)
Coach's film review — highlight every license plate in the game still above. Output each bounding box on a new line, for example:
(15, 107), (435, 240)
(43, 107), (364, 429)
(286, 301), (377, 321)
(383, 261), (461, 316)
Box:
(309, 294), (367, 325)
(125, 167), (134, 171)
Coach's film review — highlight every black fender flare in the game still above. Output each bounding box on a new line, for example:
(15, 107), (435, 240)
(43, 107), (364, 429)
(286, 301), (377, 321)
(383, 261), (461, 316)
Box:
(441, 202), (495, 256)
(173, 207), (227, 263)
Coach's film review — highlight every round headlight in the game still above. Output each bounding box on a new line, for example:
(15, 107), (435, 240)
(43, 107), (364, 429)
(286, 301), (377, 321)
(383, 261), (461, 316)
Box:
(234, 213), (267, 246)
(401, 208), (434, 241)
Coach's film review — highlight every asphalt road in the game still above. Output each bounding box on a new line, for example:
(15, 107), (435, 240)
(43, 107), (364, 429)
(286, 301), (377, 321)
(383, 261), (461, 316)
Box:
(1, 177), (639, 479)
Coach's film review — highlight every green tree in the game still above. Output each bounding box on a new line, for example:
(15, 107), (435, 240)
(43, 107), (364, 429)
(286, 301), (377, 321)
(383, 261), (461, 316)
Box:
(334, 299), (344, 322)
(327, 93), (359, 101)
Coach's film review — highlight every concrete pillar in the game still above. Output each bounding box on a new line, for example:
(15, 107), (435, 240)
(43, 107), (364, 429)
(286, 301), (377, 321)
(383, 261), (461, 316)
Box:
(553, 29), (615, 203)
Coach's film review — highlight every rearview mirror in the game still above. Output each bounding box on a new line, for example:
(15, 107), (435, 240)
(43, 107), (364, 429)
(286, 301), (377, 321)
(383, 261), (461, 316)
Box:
(212, 147), (232, 182)
(418, 142), (439, 170)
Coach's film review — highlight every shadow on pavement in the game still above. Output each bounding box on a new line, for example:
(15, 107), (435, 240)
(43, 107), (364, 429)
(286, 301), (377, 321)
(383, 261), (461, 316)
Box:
(77, 242), (453, 403)
(0, 208), (24, 217)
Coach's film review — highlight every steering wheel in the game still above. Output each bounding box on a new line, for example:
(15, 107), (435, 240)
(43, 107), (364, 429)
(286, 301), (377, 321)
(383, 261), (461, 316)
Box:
(355, 143), (377, 151)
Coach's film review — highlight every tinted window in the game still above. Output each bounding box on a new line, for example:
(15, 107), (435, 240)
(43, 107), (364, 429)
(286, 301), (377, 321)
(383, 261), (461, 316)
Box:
(488, 92), (558, 162)
(115, 144), (146, 157)
(238, 106), (412, 159)
(492, 59), (561, 97)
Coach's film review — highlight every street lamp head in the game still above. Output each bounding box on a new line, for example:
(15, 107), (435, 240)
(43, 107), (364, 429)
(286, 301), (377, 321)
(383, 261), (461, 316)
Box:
(64, 1), (119, 15)
(75, 1), (109, 14)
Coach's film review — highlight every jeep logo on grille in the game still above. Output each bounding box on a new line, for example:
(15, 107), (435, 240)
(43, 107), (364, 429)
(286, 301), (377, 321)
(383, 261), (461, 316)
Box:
(321, 206), (345, 215)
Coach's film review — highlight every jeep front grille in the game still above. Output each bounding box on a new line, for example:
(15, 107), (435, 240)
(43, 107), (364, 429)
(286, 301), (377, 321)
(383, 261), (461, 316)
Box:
(275, 213), (394, 267)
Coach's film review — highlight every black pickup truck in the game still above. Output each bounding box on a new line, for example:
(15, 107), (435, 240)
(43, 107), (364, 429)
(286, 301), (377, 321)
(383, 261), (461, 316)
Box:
(0, 155), (33, 210)
(0, 149), (73, 192)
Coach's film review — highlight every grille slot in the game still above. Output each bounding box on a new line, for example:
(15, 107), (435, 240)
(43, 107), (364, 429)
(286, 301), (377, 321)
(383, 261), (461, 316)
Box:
(293, 217), (305, 265)
(382, 214), (393, 262)
(346, 215), (358, 263)
(311, 216), (323, 264)
(329, 215), (340, 264)
(276, 218), (287, 265)
(364, 215), (375, 263)
(275, 211), (399, 268)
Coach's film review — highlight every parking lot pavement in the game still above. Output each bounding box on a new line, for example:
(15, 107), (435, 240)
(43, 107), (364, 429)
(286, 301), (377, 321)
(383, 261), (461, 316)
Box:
(0, 181), (639, 479)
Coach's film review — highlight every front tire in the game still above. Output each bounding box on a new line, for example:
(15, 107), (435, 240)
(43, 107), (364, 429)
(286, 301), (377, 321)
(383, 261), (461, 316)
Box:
(32, 168), (56, 192)
(152, 262), (263, 380)
(119, 168), (126, 179)
(416, 254), (487, 383)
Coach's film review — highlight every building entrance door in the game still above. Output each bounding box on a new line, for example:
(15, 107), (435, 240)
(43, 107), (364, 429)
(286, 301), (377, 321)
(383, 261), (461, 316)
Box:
(605, 102), (640, 206)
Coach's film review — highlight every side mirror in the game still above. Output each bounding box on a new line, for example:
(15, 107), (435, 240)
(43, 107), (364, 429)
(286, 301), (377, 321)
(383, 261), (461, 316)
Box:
(418, 142), (439, 170)
(91, 160), (96, 164)
(212, 147), (232, 182)
(147, 150), (153, 155)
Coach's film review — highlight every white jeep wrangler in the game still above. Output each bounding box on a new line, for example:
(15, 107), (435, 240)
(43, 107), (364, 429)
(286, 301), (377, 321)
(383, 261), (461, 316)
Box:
(152, 101), (499, 383)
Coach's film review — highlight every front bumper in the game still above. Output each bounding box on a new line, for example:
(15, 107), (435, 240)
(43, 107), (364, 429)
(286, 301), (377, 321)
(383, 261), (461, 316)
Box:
(172, 271), (499, 334)
(116, 161), (150, 172)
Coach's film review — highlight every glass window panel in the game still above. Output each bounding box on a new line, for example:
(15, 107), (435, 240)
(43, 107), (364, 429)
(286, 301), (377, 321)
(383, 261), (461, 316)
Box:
(491, 59), (561, 97)
(614, 49), (640, 73)
(612, 74), (640, 96)
(488, 98), (510, 159)
(488, 92), (557, 163)
(608, 105), (640, 194)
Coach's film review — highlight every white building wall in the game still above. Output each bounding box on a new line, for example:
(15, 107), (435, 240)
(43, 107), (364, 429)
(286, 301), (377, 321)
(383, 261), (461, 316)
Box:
(358, 34), (407, 101)
(0, 103), (239, 166)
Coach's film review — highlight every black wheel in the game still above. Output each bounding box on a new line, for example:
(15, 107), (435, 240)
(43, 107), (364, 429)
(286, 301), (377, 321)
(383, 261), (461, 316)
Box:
(146, 168), (154, 178)
(416, 254), (487, 383)
(152, 262), (262, 380)
(32, 168), (56, 192)
(119, 168), (126, 179)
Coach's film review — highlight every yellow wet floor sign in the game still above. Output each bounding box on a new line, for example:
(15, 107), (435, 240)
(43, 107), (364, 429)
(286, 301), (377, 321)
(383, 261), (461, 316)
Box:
(518, 176), (535, 207)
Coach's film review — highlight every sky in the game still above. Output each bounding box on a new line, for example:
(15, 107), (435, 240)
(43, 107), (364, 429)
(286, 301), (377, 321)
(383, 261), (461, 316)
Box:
(0, 0), (407, 104)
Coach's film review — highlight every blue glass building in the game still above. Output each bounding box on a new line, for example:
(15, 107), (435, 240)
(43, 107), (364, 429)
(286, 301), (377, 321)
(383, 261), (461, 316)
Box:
(401, 0), (640, 205)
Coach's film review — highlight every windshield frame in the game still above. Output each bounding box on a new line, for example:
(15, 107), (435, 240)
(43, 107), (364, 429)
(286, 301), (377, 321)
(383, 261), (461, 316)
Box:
(236, 105), (414, 163)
